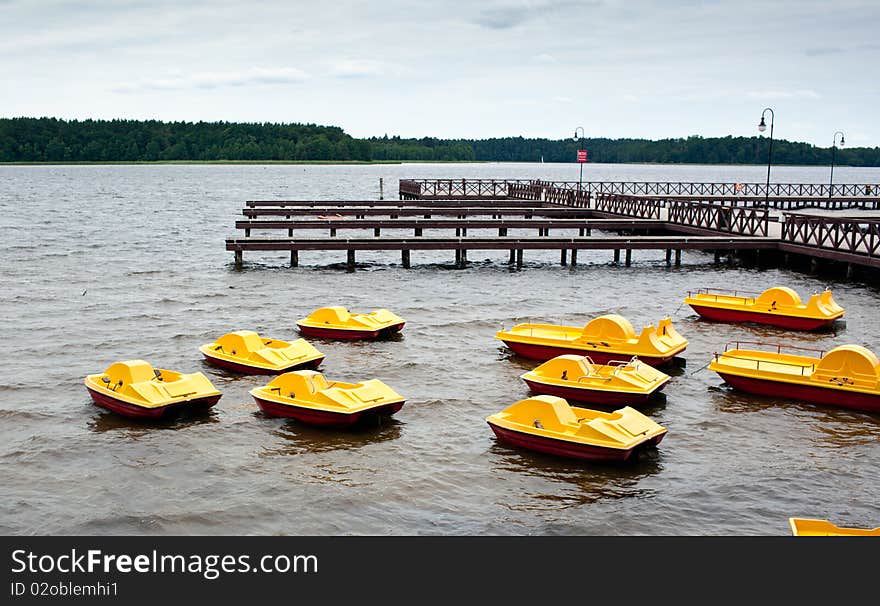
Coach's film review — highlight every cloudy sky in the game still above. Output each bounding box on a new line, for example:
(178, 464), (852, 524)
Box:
(2, 0), (878, 146)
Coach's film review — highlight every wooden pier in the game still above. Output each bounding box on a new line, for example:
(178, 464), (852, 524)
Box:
(224, 179), (880, 274)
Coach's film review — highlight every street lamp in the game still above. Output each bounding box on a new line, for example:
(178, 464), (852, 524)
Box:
(757, 108), (774, 206)
(829, 131), (845, 200)
(574, 126), (585, 192)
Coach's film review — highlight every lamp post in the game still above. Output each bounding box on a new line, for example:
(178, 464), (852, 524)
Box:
(829, 131), (845, 200)
(757, 108), (774, 206)
(574, 126), (585, 192)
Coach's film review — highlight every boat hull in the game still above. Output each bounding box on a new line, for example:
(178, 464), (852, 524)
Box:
(689, 304), (835, 331)
(253, 396), (405, 427)
(201, 353), (323, 375)
(716, 373), (880, 413)
(501, 340), (677, 367)
(86, 387), (221, 419)
(488, 421), (664, 462)
(297, 322), (405, 340)
(522, 378), (662, 406)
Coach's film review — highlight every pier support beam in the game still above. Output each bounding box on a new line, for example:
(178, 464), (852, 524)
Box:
(570, 249), (577, 267)
(499, 228), (508, 236)
(374, 228), (381, 237)
(665, 249), (672, 267)
(625, 249), (632, 267)
(330, 228), (337, 237)
(516, 249), (524, 270)
(675, 249), (682, 267)
(415, 228), (422, 236)
(810, 257), (820, 273)
(613, 249), (620, 264)
(508, 249), (515, 265)
(347, 249), (355, 272)
(714, 250), (721, 264)
(560, 249), (567, 266)
(234, 250), (243, 268)
(402, 250), (411, 268)
(846, 263), (854, 279)
(290, 250), (298, 267)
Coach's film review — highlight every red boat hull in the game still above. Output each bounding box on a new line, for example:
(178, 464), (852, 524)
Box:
(522, 378), (662, 406)
(689, 305), (836, 331)
(501, 340), (678, 367)
(86, 387), (221, 419)
(253, 396), (405, 427)
(297, 322), (405, 340)
(201, 354), (323, 375)
(488, 422), (664, 462)
(716, 373), (880, 414)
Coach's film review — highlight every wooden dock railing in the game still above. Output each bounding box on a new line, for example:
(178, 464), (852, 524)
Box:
(667, 200), (769, 236)
(781, 214), (879, 260)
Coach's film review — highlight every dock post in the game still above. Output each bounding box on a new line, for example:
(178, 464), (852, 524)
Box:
(234, 250), (243, 268)
(560, 249), (567, 266)
(579, 228), (585, 236)
(810, 257), (819, 273)
(499, 228), (507, 236)
(570, 248), (577, 267)
(460, 249), (467, 268)
(374, 228), (381, 237)
(726, 252), (734, 266)
(330, 228), (337, 237)
(402, 249), (411, 269)
(675, 249), (681, 267)
(625, 249), (632, 267)
(245, 227), (251, 237)
(379, 177), (384, 200)
(290, 250), (298, 267)
(462, 228), (467, 237)
(714, 250), (721, 264)
(415, 228), (422, 237)
(613, 249), (620, 264)
(456, 228), (461, 237)
(846, 263), (854, 279)
(508, 249), (515, 265)
(783, 253), (790, 266)
(347, 249), (355, 272)
(516, 249), (524, 270)
(665, 249), (672, 267)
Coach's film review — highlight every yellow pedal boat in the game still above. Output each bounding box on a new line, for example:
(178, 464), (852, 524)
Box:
(521, 354), (670, 406)
(486, 395), (667, 462)
(250, 370), (405, 426)
(84, 360), (222, 419)
(685, 286), (844, 330)
(789, 518), (880, 536)
(199, 330), (324, 374)
(709, 342), (880, 413)
(496, 314), (687, 366)
(296, 306), (406, 340)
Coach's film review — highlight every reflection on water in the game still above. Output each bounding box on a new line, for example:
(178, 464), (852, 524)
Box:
(489, 442), (663, 508)
(260, 416), (404, 456)
(86, 406), (221, 434)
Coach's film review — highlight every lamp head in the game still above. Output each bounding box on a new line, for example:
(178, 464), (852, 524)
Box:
(758, 117), (766, 133)
(840, 135), (845, 147)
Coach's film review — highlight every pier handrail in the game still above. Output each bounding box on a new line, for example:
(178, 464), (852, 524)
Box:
(782, 213), (880, 258)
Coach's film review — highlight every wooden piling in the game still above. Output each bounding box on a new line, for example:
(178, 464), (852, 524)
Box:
(374, 228), (380, 237)
(347, 249), (355, 271)
(508, 249), (515, 265)
(613, 249), (620, 264)
(570, 248), (577, 267)
(665, 248), (672, 267)
(402, 249), (411, 268)
(675, 249), (681, 266)
(516, 249), (524, 270)
(625, 249), (632, 266)
(290, 250), (298, 267)
(560, 249), (567, 266)
(234, 250), (243, 268)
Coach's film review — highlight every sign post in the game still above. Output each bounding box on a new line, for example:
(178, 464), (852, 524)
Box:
(577, 149), (588, 192)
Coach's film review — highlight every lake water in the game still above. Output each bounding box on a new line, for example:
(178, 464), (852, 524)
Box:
(1, 162), (879, 535)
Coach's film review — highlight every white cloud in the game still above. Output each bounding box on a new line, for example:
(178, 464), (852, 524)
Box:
(329, 59), (386, 78)
(113, 67), (310, 93)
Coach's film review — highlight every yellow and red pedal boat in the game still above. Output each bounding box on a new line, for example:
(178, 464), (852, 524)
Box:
(789, 518), (880, 536)
(84, 360), (222, 419)
(486, 395), (666, 462)
(296, 306), (405, 340)
(709, 342), (880, 413)
(685, 286), (844, 330)
(521, 354), (670, 406)
(199, 331), (324, 374)
(495, 314), (687, 367)
(250, 370), (405, 427)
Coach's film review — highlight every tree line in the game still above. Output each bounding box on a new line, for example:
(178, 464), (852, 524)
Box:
(1, 117), (878, 166)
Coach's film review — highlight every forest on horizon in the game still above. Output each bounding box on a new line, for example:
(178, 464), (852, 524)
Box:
(2, 117), (878, 166)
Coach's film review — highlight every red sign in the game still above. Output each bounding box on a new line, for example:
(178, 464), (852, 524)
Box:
(577, 149), (588, 163)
